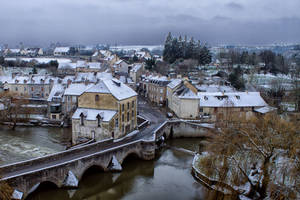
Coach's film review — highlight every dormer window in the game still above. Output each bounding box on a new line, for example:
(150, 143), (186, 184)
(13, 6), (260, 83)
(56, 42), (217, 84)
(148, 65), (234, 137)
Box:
(204, 96), (208, 100)
(235, 95), (240, 100)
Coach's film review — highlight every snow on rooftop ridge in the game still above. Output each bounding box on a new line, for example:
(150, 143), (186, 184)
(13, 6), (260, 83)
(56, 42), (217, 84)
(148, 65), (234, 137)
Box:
(167, 79), (182, 89)
(198, 92), (268, 107)
(54, 47), (70, 53)
(64, 83), (94, 96)
(130, 64), (143, 72)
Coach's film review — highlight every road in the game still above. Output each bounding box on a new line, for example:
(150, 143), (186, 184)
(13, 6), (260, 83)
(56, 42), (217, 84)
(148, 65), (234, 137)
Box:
(1, 96), (166, 180)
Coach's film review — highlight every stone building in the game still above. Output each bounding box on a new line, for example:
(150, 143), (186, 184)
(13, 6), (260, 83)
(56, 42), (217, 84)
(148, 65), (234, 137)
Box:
(142, 75), (170, 105)
(72, 79), (137, 144)
(130, 63), (144, 83)
(198, 92), (269, 121)
(167, 79), (199, 119)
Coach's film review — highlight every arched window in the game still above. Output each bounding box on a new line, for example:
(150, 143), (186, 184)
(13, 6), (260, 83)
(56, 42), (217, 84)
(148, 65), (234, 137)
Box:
(95, 95), (99, 102)
(96, 114), (102, 127)
(80, 113), (84, 126)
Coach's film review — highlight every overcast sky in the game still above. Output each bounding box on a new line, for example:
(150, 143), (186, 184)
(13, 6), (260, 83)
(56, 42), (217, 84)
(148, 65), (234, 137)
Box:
(1, 0), (300, 46)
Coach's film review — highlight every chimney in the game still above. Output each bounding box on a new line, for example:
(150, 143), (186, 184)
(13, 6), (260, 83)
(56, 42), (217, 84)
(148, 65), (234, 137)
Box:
(84, 79), (89, 85)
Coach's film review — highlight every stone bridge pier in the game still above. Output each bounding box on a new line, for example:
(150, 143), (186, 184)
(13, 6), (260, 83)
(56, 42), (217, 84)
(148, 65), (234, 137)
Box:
(3, 140), (155, 199)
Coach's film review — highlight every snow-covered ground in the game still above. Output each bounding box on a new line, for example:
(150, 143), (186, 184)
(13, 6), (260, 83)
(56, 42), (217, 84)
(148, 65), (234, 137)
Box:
(110, 45), (163, 52)
(5, 57), (72, 64)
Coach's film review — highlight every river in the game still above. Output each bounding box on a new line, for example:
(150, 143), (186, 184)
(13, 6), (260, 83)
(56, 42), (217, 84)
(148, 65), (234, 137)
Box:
(0, 126), (71, 165)
(0, 126), (226, 200)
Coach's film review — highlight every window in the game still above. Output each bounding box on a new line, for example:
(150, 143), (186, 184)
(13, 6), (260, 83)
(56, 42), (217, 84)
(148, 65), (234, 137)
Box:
(41, 87), (44, 92)
(122, 104), (124, 111)
(31, 87), (34, 91)
(127, 112), (130, 122)
(68, 96), (71, 101)
(96, 114), (101, 127)
(200, 108), (203, 112)
(52, 115), (56, 119)
(132, 100), (134, 108)
(127, 102), (130, 109)
(214, 107), (218, 113)
(122, 125), (124, 133)
(80, 113), (84, 126)
(95, 95), (99, 102)
(132, 110), (134, 117)
(24, 87), (26, 91)
(115, 118), (119, 128)
(160, 89), (163, 94)
(15, 87), (18, 91)
(241, 107), (244, 111)
(122, 114), (124, 122)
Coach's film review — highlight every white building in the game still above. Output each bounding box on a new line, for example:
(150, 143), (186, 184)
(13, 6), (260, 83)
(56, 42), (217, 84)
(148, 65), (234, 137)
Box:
(54, 47), (70, 56)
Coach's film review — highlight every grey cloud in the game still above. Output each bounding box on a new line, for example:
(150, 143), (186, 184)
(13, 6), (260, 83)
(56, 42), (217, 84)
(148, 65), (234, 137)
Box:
(226, 2), (244, 10)
(0, 0), (300, 46)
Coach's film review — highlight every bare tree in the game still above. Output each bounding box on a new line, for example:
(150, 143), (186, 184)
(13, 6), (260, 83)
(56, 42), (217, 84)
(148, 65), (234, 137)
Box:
(0, 92), (32, 129)
(197, 114), (300, 199)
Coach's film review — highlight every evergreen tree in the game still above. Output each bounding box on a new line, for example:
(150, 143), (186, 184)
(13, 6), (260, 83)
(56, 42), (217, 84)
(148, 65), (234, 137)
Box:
(163, 32), (173, 63)
(177, 35), (184, 59)
(32, 67), (37, 74)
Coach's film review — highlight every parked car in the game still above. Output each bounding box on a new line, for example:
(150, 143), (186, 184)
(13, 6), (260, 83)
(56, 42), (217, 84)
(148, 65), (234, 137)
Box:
(166, 112), (173, 118)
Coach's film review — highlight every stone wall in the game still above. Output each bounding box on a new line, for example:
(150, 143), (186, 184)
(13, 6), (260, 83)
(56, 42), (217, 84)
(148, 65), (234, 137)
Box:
(155, 120), (215, 140)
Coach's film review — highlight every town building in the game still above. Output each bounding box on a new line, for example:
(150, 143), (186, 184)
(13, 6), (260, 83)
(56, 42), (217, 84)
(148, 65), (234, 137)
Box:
(167, 79), (200, 119)
(54, 47), (70, 56)
(112, 60), (129, 74)
(198, 92), (270, 121)
(130, 63), (144, 83)
(72, 79), (137, 144)
(141, 75), (170, 105)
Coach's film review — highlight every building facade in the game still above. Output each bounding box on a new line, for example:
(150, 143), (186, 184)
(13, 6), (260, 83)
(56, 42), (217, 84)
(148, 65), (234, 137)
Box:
(72, 79), (137, 144)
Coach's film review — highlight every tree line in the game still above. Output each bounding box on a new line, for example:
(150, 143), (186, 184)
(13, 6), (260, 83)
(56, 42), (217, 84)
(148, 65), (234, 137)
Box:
(163, 32), (212, 65)
(220, 50), (288, 75)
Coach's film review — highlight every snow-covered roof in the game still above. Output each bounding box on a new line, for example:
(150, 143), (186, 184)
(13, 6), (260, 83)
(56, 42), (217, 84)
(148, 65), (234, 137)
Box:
(85, 79), (137, 100)
(198, 92), (267, 107)
(254, 106), (277, 114)
(54, 47), (70, 53)
(167, 79), (182, 89)
(130, 64), (143, 73)
(58, 62), (77, 69)
(73, 72), (112, 83)
(72, 108), (117, 122)
(47, 84), (65, 102)
(64, 83), (93, 96)
(196, 84), (235, 93)
(115, 60), (124, 65)
(9, 49), (21, 53)
(88, 62), (101, 69)
(1, 75), (58, 85)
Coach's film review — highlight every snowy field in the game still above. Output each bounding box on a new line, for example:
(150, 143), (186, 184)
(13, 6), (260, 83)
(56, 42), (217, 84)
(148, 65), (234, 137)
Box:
(5, 57), (72, 64)
(110, 45), (163, 52)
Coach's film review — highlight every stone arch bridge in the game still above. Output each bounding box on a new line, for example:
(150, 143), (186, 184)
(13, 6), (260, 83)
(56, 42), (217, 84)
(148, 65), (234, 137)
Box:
(0, 137), (155, 199)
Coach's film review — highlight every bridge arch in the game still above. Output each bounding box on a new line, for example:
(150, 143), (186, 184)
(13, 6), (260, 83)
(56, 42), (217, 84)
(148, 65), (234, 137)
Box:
(26, 181), (59, 199)
(119, 150), (141, 165)
(78, 164), (106, 182)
